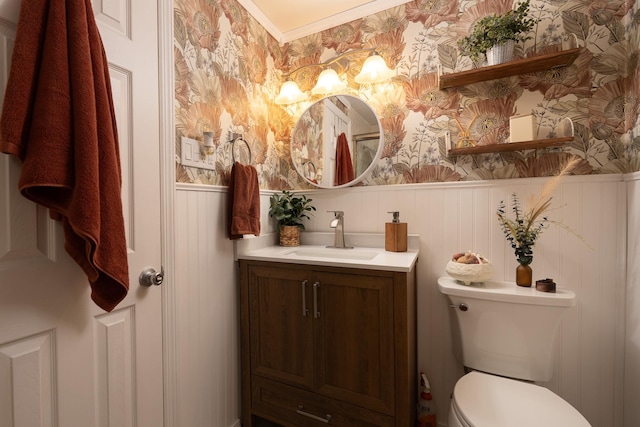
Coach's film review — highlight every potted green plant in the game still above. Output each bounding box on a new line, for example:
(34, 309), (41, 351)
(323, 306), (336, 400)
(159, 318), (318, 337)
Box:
(457, 0), (537, 66)
(269, 190), (316, 246)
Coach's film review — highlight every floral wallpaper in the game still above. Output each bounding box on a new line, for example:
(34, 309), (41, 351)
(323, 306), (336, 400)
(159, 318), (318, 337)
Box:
(290, 100), (325, 184)
(174, 0), (640, 189)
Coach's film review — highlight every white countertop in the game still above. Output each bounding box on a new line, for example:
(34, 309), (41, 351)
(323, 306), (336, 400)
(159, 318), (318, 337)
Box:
(236, 233), (419, 272)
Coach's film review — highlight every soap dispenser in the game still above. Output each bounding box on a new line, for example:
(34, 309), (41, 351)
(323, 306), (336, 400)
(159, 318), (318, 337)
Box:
(385, 211), (407, 252)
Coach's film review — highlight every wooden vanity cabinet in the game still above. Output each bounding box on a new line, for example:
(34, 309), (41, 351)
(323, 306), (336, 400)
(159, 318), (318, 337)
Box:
(239, 260), (417, 427)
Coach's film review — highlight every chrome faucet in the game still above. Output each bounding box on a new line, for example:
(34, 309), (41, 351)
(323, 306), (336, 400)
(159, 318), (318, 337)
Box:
(327, 211), (352, 249)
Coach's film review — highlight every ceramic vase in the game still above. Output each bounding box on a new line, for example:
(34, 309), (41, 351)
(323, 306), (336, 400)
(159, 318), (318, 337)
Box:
(516, 263), (532, 287)
(486, 40), (515, 66)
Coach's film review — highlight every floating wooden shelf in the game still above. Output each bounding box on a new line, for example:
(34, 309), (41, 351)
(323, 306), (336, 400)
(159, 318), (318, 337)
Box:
(439, 47), (581, 89)
(448, 137), (573, 156)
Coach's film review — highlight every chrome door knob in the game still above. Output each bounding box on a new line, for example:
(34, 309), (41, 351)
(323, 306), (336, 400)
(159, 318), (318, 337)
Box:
(139, 266), (164, 286)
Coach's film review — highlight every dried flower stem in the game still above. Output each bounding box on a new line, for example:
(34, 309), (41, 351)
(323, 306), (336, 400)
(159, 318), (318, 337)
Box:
(497, 158), (590, 265)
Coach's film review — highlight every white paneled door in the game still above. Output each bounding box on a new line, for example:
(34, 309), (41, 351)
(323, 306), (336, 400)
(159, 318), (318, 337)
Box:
(0, 1), (163, 426)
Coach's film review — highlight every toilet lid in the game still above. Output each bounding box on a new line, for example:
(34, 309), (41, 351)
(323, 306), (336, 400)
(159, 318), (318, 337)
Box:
(452, 372), (591, 427)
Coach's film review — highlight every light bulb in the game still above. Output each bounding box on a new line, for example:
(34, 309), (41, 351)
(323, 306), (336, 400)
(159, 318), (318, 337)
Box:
(311, 68), (347, 95)
(275, 80), (308, 105)
(354, 53), (395, 84)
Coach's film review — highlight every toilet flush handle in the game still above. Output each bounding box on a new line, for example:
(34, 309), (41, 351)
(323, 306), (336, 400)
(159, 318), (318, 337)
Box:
(449, 303), (469, 311)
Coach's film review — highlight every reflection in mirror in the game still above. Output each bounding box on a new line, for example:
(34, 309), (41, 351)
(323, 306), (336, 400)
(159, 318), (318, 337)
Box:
(291, 95), (383, 189)
(353, 133), (380, 178)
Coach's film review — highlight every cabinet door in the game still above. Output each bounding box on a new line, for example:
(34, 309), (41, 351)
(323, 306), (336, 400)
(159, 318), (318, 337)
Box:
(248, 264), (314, 389)
(313, 270), (395, 415)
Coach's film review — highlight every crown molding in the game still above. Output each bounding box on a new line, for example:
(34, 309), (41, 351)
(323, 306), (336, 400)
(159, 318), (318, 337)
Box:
(236, 0), (412, 44)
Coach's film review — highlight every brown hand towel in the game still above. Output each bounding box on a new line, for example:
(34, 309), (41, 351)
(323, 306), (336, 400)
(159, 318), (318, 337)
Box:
(0, 0), (129, 312)
(228, 162), (260, 240)
(334, 132), (355, 186)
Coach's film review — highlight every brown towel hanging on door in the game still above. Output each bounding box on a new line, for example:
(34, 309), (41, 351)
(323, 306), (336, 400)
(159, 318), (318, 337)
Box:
(334, 132), (355, 186)
(0, 0), (129, 312)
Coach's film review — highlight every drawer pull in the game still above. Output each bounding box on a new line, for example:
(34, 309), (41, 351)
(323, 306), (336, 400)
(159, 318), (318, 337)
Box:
(301, 280), (309, 317)
(313, 282), (320, 318)
(297, 405), (331, 423)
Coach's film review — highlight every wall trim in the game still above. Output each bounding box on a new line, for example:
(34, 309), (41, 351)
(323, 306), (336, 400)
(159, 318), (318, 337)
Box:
(303, 173), (624, 195)
(236, 0), (412, 43)
(623, 170), (640, 182)
(177, 173), (624, 195)
(159, 0), (178, 424)
(176, 182), (278, 195)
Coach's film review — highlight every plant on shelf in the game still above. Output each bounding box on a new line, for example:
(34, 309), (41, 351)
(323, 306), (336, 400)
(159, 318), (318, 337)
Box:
(457, 0), (537, 64)
(269, 190), (316, 246)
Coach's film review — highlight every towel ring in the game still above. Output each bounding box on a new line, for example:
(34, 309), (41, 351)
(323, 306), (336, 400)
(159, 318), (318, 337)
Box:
(229, 133), (252, 165)
(302, 160), (316, 178)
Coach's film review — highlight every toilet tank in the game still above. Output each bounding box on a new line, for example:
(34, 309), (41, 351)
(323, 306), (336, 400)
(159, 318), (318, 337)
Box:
(438, 276), (576, 382)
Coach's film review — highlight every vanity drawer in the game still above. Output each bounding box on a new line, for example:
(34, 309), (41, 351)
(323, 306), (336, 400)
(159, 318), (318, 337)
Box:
(251, 375), (394, 427)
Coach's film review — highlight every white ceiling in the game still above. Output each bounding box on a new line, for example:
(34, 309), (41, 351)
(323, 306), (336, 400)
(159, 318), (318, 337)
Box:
(236, 0), (412, 43)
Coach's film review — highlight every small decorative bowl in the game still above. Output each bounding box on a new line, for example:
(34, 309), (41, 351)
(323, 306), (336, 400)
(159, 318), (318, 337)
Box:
(445, 261), (494, 285)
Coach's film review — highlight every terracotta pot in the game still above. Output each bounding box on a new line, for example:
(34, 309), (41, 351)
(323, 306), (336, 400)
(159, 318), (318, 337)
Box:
(279, 225), (301, 246)
(516, 263), (532, 287)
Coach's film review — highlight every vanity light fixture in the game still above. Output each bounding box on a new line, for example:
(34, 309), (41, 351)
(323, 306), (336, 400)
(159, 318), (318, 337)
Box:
(275, 48), (394, 105)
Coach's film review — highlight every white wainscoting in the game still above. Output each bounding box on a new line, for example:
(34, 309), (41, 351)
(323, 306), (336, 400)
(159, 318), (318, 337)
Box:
(175, 185), (240, 427)
(624, 172), (640, 427)
(174, 184), (273, 427)
(174, 175), (630, 427)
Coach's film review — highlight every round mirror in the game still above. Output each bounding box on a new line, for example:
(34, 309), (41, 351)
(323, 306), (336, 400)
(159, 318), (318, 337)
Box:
(290, 95), (383, 188)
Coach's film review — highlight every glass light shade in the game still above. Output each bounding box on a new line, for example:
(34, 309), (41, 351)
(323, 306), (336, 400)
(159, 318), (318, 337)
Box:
(275, 80), (308, 105)
(354, 53), (395, 84)
(311, 68), (346, 95)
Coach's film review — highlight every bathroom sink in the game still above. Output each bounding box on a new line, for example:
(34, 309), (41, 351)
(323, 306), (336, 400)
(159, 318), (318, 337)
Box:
(284, 247), (379, 261)
(236, 234), (419, 272)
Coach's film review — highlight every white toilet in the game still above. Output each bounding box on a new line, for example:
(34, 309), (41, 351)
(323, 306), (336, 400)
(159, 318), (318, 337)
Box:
(438, 276), (591, 427)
